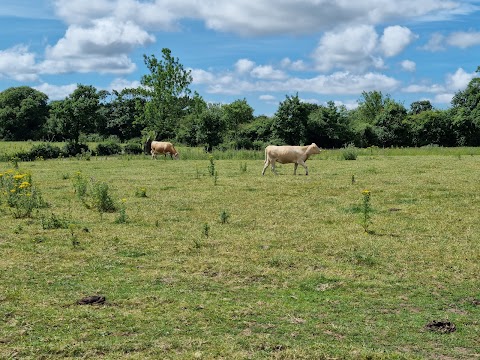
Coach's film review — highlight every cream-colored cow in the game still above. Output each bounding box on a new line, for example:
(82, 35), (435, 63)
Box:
(262, 143), (321, 175)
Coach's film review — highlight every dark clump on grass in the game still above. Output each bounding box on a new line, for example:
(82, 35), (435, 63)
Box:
(425, 320), (456, 334)
(76, 295), (106, 305)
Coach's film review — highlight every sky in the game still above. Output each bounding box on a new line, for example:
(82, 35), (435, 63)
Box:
(1, 0), (480, 116)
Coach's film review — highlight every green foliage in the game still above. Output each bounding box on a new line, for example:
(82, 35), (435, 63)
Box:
(96, 141), (122, 156)
(47, 84), (106, 144)
(272, 94), (308, 145)
(123, 142), (143, 154)
(219, 209), (230, 224)
(29, 143), (63, 160)
(0, 170), (47, 218)
(208, 156), (215, 176)
(62, 142), (90, 157)
(140, 49), (193, 139)
(41, 212), (70, 229)
(0, 86), (49, 140)
(342, 144), (358, 160)
(135, 187), (147, 198)
(114, 199), (128, 223)
(91, 181), (116, 213)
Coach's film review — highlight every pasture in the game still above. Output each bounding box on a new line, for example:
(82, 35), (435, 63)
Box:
(0, 145), (479, 359)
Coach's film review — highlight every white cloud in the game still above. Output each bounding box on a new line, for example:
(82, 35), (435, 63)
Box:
(380, 26), (417, 57)
(446, 31), (480, 48)
(445, 68), (475, 90)
(52, 0), (470, 36)
(433, 93), (454, 104)
(281, 58), (307, 71)
(0, 45), (38, 81)
(401, 60), (416, 72)
(51, 18), (155, 57)
(259, 94), (277, 104)
(109, 78), (142, 92)
(421, 33), (446, 51)
(251, 65), (287, 80)
(235, 59), (255, 74)
(313, 25), (379, 72)
(33, 82), (77, 100)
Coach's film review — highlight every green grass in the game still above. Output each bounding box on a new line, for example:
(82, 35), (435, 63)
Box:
(0, 149), (479, 359)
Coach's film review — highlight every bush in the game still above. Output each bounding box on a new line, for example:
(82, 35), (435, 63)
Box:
(29, 143), (63, 160)
(342, 144), (358, 160)
(96, 142), (122, 156)
(123, 143), (143, 155)
(63, 142), (90, 157)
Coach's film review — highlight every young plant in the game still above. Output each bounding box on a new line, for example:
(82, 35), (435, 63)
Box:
(114, 199), (128, 224)
(1, 170), (46, 218)
(135, 187), (147, 198)
(208, 156), (215, 176)
(92, 181), (116, 213)
(220, 210), (230, 224)
(360, 189), (373, 233)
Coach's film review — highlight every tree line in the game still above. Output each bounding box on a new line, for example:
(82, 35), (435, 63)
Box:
(1, 48), (480, 152)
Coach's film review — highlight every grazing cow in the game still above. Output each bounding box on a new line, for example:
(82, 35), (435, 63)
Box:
(262, 143), (321, 175)
(145, 139), (179, 159)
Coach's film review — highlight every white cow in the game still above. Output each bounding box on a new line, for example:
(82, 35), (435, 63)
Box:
(262, 143), (322, 175)
(144, 139), (179, 160)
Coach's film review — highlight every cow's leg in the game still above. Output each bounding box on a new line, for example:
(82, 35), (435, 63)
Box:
(271, 161), (278, 175)
(298, 161), (309, 175)
(262, 159), (270, 175)
(151, 150), (156, 159)
(294, 163), (298, 175)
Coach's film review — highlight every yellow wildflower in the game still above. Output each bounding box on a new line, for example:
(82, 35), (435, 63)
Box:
(19, 181), (31, 189)
(362, 189), (371, 195)
(14, 174), (25, 180)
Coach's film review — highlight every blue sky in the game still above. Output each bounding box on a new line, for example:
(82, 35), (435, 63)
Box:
(1, 0), (480, 115)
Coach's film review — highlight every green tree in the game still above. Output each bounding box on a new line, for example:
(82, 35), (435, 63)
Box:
(356, 90), (388, 124)
(409, 100), (433, 115)
(196, 104), (225, 152)
(140, 48), (193, 139)
(48, 84), (107, 143)
(272, 94), (308, 145)
(306, 101), (354, 148)
(104, 88), (145, 141)
(450, 67), (480, 146)
(222, 98), (255, 148)
(0, 86), (49, 140)
(176, 92), (207, 146)
(407, 109), (453, 146)
(374, 99), (410, 147)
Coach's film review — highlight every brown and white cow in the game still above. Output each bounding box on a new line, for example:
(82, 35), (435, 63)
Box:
(144, 139), (179, 159)
(262, 143), (321, 175)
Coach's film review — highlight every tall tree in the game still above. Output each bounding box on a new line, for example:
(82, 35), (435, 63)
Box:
(140, 48), (193, 139)
(48, 84), (107, 143)
(272, 94), (308, 145)
(450, 66), (480, 146)
(0, 86), (49, 140)
(222, 98), (255, 147)
(306, 101), (353, 148)
(196, 104), (225, 152)
(104, 88), (145, 141)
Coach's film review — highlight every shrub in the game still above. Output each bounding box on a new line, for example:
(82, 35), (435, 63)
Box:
(123, 143), (143, 155)
(342, 144), (358, 160)
(63, 142), (90, 157)
(96, 142), (122, 156)
(29, 143), (63, 160)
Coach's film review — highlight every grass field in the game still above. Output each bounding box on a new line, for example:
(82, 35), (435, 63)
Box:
(0, 147), (479, 359)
